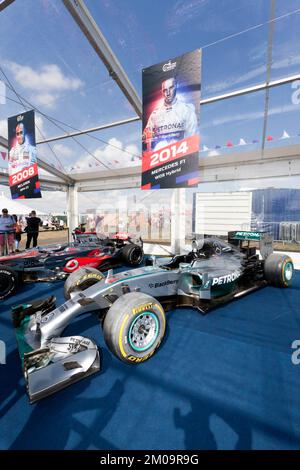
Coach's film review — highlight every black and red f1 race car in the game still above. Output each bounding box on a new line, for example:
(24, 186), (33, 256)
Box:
(0, 231), (143, 300)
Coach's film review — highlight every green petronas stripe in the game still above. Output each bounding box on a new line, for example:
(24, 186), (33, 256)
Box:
(232, 231), (262, 241)
(15, 317), (34, 365)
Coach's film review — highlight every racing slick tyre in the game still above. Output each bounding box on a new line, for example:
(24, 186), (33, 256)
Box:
(264, 253), (294, 287)
(103, 292), (166, 364)
(0, 264), (18, 300)
(64, 266), (104, 300)
(121, 244), (143, 266)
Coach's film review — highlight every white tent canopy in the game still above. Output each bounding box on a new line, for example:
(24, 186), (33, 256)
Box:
(0, 194), (46, 216)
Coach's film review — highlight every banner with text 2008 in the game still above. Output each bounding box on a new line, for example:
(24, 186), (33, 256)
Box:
(8, 110), (42, 199)
(142, 49), (201, 189)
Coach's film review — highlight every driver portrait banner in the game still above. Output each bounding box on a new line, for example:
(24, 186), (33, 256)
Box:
(142, 49), (201, 189)
(8, 110), (42, 199)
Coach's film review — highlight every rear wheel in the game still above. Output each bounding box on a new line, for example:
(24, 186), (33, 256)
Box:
(0, 265), (18, 300)
(121, 244), (143, 266)
(103, 292), (166, 364)
(64, 266), (104, 299)
(264, 253), (294, 287)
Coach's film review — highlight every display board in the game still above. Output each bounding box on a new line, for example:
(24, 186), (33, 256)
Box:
(142, 49), (201, 189)
(8, 110), (41, 199)
(193, 192), (252, 236)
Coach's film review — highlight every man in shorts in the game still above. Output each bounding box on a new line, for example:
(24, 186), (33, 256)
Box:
(0, 208), (15, 255)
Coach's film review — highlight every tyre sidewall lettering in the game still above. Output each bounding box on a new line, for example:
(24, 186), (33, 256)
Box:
(118, 304), (163, 361)
(0, 269), (17, 298)
(75, 273), (103, 287)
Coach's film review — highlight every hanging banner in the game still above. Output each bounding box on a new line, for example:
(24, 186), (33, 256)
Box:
(8, 110), (41, 199)
(142, 49), (201, 189)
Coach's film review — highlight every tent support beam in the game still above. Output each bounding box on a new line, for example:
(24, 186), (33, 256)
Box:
(36, 116), (140, 145)
(63, 0), (142, 118)
(0, 136), (74, 184)
(171, 189), (186, 254)
(0, 0), (15, 12)
(67, 184), (78, 241)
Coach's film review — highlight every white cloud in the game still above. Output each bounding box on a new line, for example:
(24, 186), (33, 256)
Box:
(5, 61), (84, 108)
(272, 53), (300, 71)
(52, 143), (72, 158)
(204, 52), (300, 96)
(73, 137), (140, 171)
(6, 62), (83, 92)
(167, 0), (211, 33)
(205, 65), (266, 95)
(201, 103), (300, 128)
(33, 93), (58, 108)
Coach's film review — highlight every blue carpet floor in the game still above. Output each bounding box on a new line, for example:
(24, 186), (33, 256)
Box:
(0, 271), (300, 450)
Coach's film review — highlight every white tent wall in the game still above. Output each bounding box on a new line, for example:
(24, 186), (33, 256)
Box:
(0, 194), (46, 216)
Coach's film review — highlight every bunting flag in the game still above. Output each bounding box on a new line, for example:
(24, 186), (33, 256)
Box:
(280, 130), (290, 139)
(201, 129), (300, 152)
(0, 151), (6, 160)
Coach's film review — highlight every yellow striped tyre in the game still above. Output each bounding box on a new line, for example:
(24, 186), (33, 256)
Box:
(264, 253), (294, 287)
(103, 292), (166, 364)
(64, 266), (104, 300)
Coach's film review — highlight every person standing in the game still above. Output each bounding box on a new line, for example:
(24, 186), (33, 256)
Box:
(13, 215), (23, 252)
(0, 208), (15, 255)
(25, 210), (41, 249)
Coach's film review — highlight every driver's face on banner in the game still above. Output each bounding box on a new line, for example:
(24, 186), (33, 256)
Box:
(162, 78), (177, 105)
(16, 123), (25, 145)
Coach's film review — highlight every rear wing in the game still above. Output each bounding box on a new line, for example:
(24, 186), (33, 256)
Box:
(228, 231), (273, 259)
(109, 232), (143, 247)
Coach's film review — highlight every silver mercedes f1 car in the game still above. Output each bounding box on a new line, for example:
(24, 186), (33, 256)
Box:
(12, 231), (294, 403)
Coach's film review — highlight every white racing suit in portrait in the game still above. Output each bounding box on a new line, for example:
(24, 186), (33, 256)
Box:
(144, 97), (198, 151)
(9, 141), (37, 175)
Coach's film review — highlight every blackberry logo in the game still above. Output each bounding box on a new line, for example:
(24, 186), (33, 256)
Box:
(149, 279), (178, 288)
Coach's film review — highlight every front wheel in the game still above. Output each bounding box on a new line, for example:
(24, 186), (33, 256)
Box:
(64, 266), (104, 300)
(264, 253), (294, 287)
(103, 292), (166, 364)
(121, 244), (143, 266)
(0, 265), (18, 300)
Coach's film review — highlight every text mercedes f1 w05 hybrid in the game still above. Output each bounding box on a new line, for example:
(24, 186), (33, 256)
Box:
(12, 231), (294, 402)
(0, 232), (143, 300)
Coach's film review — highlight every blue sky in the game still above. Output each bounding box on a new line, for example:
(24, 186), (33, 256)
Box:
(0, 0), (300, 211)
